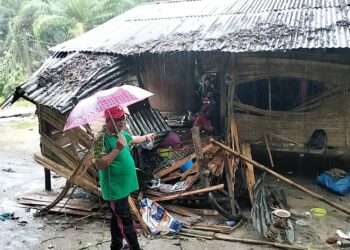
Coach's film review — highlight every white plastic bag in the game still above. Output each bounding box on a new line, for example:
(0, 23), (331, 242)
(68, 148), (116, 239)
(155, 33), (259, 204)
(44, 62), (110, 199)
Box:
(139, 198), (182, 235)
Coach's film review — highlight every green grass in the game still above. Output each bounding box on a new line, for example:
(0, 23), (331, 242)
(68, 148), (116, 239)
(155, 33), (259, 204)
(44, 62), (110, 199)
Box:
(10, 119), (38, 129)
(12, 98), (35, 107)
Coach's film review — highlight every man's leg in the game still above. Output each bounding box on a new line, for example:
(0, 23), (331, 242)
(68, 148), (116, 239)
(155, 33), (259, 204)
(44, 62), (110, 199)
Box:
(109, 201), (124, 250)
(110, 196), (141, 250)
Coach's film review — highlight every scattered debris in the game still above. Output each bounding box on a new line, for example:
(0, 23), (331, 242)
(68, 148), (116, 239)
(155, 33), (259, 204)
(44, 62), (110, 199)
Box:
(18, 194), (106, 218)
(1, 168), (15, 173)
(0, 211), (14, 221)
(210, 138), (350, 216)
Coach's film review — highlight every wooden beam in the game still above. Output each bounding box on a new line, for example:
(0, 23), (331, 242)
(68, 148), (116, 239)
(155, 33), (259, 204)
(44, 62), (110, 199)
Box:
(162, 204), (202, 220)
(128, 197), (151, 235)
(151, 184), (224, 202)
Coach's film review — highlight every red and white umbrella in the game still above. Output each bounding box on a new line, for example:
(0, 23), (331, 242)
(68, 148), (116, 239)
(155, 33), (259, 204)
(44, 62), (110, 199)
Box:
(64, 85), (153, 131)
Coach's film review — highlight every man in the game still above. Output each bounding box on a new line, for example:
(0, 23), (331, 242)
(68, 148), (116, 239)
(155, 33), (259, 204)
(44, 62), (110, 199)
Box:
(93, 106), (155, 250)
(192, 74), (218, 132)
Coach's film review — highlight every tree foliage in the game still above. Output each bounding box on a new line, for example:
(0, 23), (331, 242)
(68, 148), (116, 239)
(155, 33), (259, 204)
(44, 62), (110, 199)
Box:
(0, 0), (151, 97)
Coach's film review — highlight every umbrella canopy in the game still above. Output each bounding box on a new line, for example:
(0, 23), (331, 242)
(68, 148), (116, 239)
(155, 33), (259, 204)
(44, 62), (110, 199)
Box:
(64, 85), (153, 131)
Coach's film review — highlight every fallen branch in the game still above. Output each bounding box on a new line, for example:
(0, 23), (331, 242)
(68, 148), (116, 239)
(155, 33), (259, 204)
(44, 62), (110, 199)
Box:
(77, 239), (111, 250)
(41, 236), (65, 244)
(210, 139), (350, 215)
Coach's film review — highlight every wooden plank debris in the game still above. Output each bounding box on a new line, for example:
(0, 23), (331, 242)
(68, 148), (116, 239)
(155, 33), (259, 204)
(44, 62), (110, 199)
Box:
(150, 184), (224, 202)
(18, 195), (98, 212)
(162, 204), (202, 220)
(128, 197), (151, 235)
(155, 144), (213, 178)
(34, 153), (101, 196)
(211, 138), (350, 216)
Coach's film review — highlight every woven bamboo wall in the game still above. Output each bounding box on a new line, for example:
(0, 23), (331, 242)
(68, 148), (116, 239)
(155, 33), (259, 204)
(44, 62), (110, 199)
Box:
(230, 55), (350, 148)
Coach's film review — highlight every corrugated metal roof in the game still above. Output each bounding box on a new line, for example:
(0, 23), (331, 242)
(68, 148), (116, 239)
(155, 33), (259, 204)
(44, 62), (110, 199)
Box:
(51, 0), (350, 54)
(16, 52), (133, 113)
(127, 107), (171, 138)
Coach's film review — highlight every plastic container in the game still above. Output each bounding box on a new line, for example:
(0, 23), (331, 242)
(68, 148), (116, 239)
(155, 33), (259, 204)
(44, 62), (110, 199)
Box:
(180, 160), (193, 172)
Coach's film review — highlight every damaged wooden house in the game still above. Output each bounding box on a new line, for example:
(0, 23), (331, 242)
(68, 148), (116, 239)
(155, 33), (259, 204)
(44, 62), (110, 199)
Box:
(2, 0), (350, 226)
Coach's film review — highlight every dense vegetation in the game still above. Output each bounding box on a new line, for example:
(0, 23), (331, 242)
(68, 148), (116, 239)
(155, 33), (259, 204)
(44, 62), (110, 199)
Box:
(0, 0), (150, 97)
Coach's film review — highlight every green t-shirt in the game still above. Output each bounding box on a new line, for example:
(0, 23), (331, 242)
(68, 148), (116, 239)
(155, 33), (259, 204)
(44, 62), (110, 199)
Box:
(93, 129), (139, 200)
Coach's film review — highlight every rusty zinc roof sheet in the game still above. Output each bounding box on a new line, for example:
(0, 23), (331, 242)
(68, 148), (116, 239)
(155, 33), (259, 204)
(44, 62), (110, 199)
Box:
(51, 0), (350, 54)
(10, 52), (132, 113)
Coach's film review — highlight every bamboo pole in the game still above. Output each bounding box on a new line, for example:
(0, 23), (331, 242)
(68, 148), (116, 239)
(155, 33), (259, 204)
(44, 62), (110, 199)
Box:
(215, 233), (309, 250)
(210, 139), (350, 215)
(264, 134), (274, 168)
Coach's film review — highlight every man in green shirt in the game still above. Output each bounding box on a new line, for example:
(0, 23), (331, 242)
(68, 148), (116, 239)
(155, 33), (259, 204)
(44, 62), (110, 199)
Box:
(93, 106), (155, 250)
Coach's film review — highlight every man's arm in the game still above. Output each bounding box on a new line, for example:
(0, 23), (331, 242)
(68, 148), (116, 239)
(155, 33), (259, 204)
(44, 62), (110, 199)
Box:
(95, 147), (122, 169)
(131, 133), (155, 145)
(94, 134), (126, 169)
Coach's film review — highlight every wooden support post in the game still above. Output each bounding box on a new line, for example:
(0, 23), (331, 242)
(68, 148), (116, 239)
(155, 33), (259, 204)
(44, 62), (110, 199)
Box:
(224, 157), (236, 214)
(210, 139), (350, 216)
(44, 168), (51, 191)
(191, 126), (210, 188)
(225, 116), (240, 214)
(241, 143), (255, 204)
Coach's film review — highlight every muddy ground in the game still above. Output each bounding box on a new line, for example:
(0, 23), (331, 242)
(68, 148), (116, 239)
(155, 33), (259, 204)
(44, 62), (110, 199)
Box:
(0, 105), (349, 250)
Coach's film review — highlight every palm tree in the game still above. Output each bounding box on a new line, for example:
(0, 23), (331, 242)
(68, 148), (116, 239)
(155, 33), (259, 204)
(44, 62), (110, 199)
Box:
(0, 0), (152, 96)
(1, 0), (50, 74)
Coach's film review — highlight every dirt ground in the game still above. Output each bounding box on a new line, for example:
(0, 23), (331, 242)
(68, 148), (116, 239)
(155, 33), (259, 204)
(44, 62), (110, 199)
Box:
(1, 105), (349, 250)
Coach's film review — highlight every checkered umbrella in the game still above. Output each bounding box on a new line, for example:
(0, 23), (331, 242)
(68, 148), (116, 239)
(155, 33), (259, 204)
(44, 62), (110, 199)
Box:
(63, 85), (153, 131)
